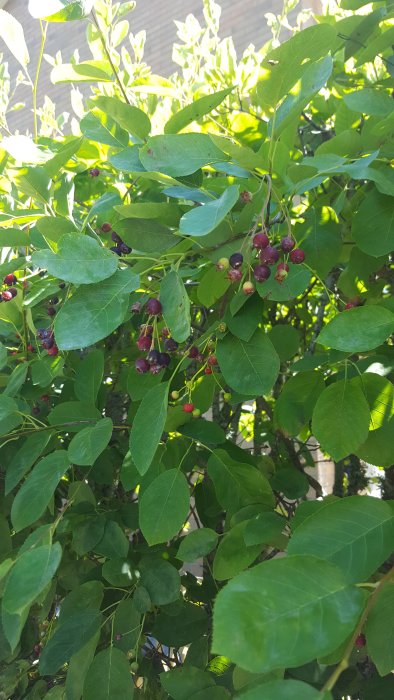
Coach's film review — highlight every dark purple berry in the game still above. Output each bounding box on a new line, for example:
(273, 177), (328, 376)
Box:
(259, 246), (279, 265)
(59, 282), (66, 289)
(90, 168), (100, 177)
(111, 232), (122, 244)
(158, 352), (171, 367)
(135, 358), (150, 374)
(164, 338), (178, 352)
(119, 242), (132, 255)
(110, 245), (122, 256)
(229, 252), (243, 269)
(4, 274), (17, 286)
(47, 307), (56, 317)
(252, 232), (269, 249)
(281, 236), (295, 252)
(289, 248), (305, 264)
(188, 345), (199, 358)
(8, 288), (17, 298)
(145, 298), (162, 316)
(253, 265), (271, 283)
(49, 297), (59, 305)
(42, 337), (55, 350)
(147, 349), (161, 364)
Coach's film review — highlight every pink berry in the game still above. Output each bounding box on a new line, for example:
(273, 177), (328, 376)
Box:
(227, 268), (243, 283)
(207, 355), (218, 366)
(281, 236), (295, 252)
(252, 232), (269, 249)
(1, 290), (13, 301)
(289, 248), (305, 264)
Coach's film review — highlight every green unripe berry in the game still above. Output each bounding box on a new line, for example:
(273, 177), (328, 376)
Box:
(130, 661), (139, 673)
(192, 408), (201, 418)
(223, 392), (232, 403)
(171, 390), (180, 400)
(216, 257), (230, 271)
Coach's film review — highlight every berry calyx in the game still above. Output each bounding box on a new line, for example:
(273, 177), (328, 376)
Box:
(4, 273), (17, 286)
(216, 257), (230, 271)
(145, 298), (162, 316)
(192, 408), (201, 418)
(135, 358), (150, 374)
(227, 268), (243, 283)
(171, 390), (180, 400)
(183, 403), (195, 413)
(240, 190), (252, 203)
(252, 232), (269, 249)
(101, 222), (112, 233)
(281, 236), (295, 252)
(253, 264), (271, 283)
(259, 246), (279, 265)
(242, 281), (255, 295)
(289, 248), (305, 264)
(229, 252), (243, 269)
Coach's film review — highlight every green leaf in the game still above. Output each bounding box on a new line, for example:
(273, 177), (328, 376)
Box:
(164, 87), (233, 134)
(75, 350), (104, 404)
(160, 270), (190, 342)
(271, 468), (309, 500)
(65, 632), (100, 700)
(90, 96), (151, 140)
(179, 185), (239, 237)
(68, 418), (113, 466)
(139, 134), (225, 177)
(5, 431), (52, 495)
(355, 416), (394, 467)
(177, 528), (218, 562)
(29, 0), (94, 21)
(268, 325), (300, 362)
(48, 401), (101, 431)
(3, 543), (62, 614)
(94, 520), (129, 560)
(129, 382), (169, 476)
(365, 582), (394, 676)
(274, 371), (325, 436)
(256, 264), (311, 302)
(312, 379), (370, 460)
(43, 136), (84, 178)
(352, 190), (394, 257)
(217, 331), (280, 396)
(3, 362), (29, 397)
(83, 647), (134, 700)
(139, 556), (180, 605)
(0, 9), (29, 69)
(115, 202), (181, 226)
(343, 88), (394, 116)
(288, 496), (394, 583)
(180, 419), (225, 445)
(207, 449), (275, 514)
(244, 511), (286, 547)
(0, 395), (23, 436)
(153, 602), (208, 648)
(115, 219), (177, 253)
(271, 56), (333, 135)
(197, 266), (230, 307)
(16, 166), (52, 203)
(213, 521), (262, 580)
(11, 450), (70, 531)
(51, 60), (113, 83)
(80, 111), (129, 148)
(1, 605), (29, 652)
(212, 555), (365, 673)
(358, 373), (394, 431)
(55, 269), (140, 350)
(237, 679), (332, 700)
(40, 610), (102, 676)
(139, 469), (189, 545)
(295, 207), (342, 278)
(160, 666), (215, 700)
(32, 234), (118, 285)
(318, 306), (394, 352)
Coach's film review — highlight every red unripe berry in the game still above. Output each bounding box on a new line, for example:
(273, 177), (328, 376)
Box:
(135, 358), (150, 374)
(207, 355), (218, 366)
(4, 274), (17, 286)
(345, 302), (355, 310)
(183, 403), (195, 413)
(47, 344), (59, 356)
(101, 222), (112, 233)
(240, 190), (252, 203)
(205, 367), (213, 374)
(253, 264), (271, 283)
(252, 232), (269, 249)
(355, 633), (366, 648)
(289, 248), (305, 264)
(281, 236), (295, 252)
(227, 268), (243, 283)
(137, 335), (152, 351)
(242, 281), (255, 295)
(27, 344), (35, 353)
(259, 246), (279, 265)
(145, 298), (162, 316)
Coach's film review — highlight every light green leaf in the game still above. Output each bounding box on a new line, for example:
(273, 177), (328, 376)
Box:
(318, 306), (394, 352)
(288, 496), (394, 583)
(365, 582), (394, 676)
(44, 136), (84, 179)
(217, 330), (280, 396)
(355, 416), (394, 467)
(80, 111), (129, 148)
(74, 350), (104, 405)
(82, 647), (134, 700)
(358, 373), (394, 431)
(179, 185), (239, 237)
(0, 9), (29, 68)
(312, 380), (370, 460)
(51, 61), (113, 83)
(164, 87), (234, 134)
(68, 418), (113, 466)
(3, 543), (62, 614)
(139, 134), (225, 177)
(32, 234), (118, 285)
(129, 382), (169, 475)
(11, 450), (70, 531)
(48, 402), (101, 431)
(343, 88), (394, 116)
(16, 166), (52, 203)
(177, 528), (218, 562)
(238, 679), (331, 700)
(29, 0), (94, 21)
(90, 96), (151, 140)
(212, 555), (365, 673)
(54, 269), (140, 350)
(139, 469), (189, 545)
(115, 219), (177, 253)
(160, 270), (191, 342)
(352, 190), (394, 257)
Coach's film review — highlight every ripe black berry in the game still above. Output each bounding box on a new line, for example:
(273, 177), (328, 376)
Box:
(164, 338), (178, 352)
(229, 252), (243, 269)
(147, 349), (161, 364)
(145, 298), (162, 316)
(188, 346), (199, 358)
(158, 352), (171, 367)
(110, 245), (122, 256)
(111, 232), (122, 243)
(119, 242), (132, 255)
(135, 358), (150, 374)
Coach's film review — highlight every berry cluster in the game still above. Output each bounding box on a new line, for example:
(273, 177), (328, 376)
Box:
(216, 232), (306, 295)
(36, 328), (58, 356)
(0, 274), (18, 302)
(134, 298), (173, 375)
(100, 222), (132, 257)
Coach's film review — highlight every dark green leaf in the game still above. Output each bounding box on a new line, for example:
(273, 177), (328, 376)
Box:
(40, 610), (102, 676)
(129, 382), (169, 475)
(217, 331), (280, 396)
(365, 582), (394, 676)
(274, 371), (325, 436)
(213, 521), (262, 580)
(115, 219), (177, 253)
(160, 667), (215, 700)
(48, 402), (101, 431)
(68, 418), (113, 466)
(177, 528), (218, 562)
(207, 449), (275, 514)
(352, 190), (394, 257)
(139, 469), (189, 545)
(3, 543), (62, 614)
(238, 679), (332, 700)
(140, 556), (180, 605)
(244, 511), (286, 547)
(83, 647), (134, 700)
(75, 350), (104, 404)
